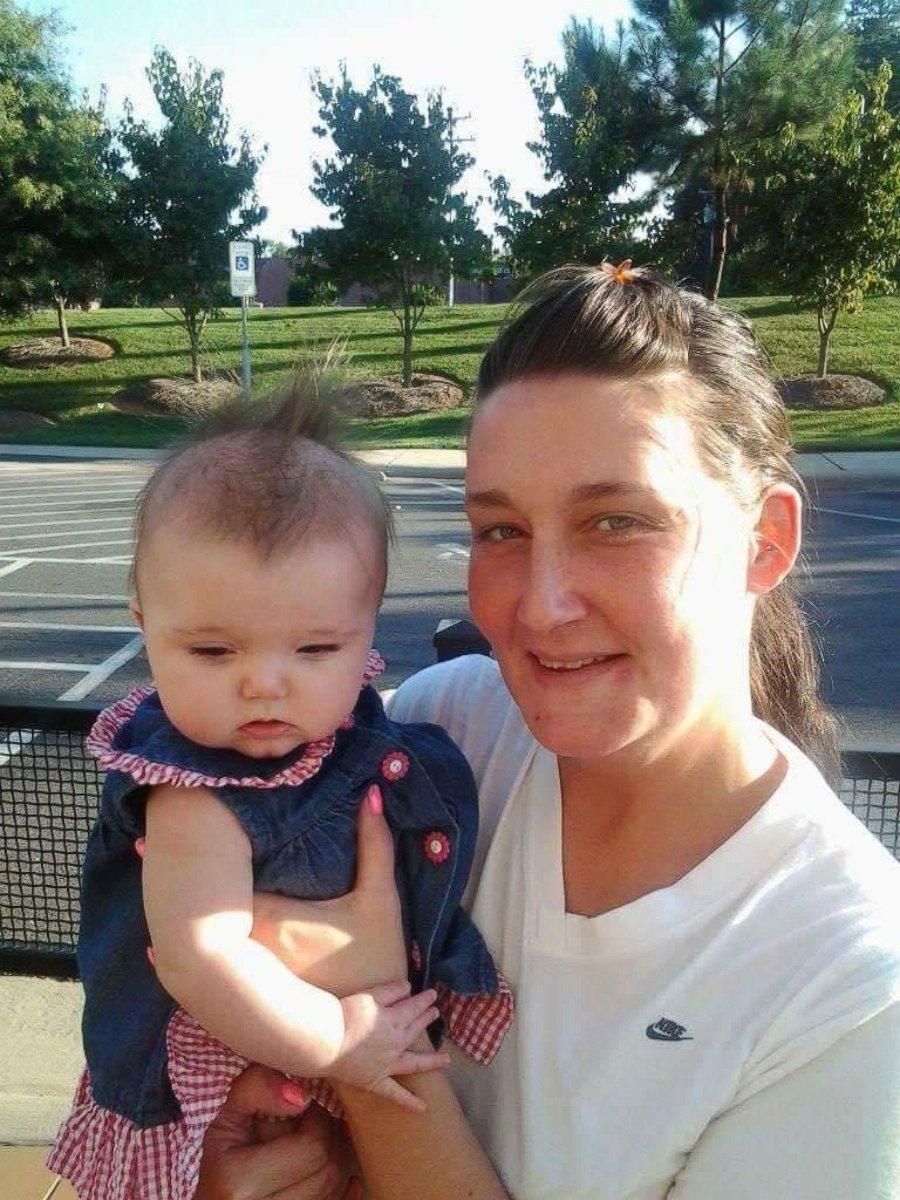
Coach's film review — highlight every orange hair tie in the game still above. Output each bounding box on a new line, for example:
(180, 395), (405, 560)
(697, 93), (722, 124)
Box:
(601, 259), (635, 285)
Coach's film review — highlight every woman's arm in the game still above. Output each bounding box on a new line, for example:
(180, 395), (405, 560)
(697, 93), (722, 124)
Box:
(668, 1005), (900, 1198)
(250, 794), (510, 1199)
(338, 1071), (509, 1200)
(143, 783), (443, 1106)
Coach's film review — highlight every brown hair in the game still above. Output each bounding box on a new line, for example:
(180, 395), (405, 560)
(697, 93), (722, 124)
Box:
(475, 263), (840, 777)
(132, 377), (393, 594)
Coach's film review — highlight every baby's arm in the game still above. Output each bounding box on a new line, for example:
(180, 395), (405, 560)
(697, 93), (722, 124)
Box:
(142, 783), (447, 1110)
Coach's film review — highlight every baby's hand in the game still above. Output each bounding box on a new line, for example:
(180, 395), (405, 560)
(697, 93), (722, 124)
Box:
(329, 980), (450, 1111)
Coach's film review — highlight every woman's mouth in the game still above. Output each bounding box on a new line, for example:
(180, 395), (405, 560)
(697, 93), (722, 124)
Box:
(533, 653), (620, 670)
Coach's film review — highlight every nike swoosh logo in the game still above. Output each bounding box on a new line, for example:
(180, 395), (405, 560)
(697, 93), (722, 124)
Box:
(646, 1020), (693, 1042)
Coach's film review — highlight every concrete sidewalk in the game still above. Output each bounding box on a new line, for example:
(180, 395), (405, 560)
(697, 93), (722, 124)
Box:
(2, 440), (900, 483)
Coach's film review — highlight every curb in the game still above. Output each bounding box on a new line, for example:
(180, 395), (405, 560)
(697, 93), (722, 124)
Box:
(2, 444), (899, 483)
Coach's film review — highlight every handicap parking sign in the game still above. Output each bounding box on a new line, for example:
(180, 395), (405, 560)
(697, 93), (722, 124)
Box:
(229, 240), (256, 297)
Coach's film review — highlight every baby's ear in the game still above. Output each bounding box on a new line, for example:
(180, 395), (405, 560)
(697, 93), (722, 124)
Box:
(129, 596), (145, 630)
(747, 484), (802, 596)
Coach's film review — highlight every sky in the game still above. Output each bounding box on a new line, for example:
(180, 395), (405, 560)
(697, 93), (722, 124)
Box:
(22, 0), (633, 245)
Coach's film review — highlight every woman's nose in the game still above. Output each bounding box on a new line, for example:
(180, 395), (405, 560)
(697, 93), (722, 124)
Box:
(517, 544), (589, 632)
(240, 659), (290, 700)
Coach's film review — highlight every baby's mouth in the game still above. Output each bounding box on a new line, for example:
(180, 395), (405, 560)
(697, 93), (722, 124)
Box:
(239, 720), (295, 738)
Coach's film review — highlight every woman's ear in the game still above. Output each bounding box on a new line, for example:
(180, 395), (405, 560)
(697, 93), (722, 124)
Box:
(748, 484), (802, 595)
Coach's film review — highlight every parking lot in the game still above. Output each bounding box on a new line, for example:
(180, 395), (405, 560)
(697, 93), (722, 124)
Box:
(0, 455), (897, 747)
(0, 458), (472, 708)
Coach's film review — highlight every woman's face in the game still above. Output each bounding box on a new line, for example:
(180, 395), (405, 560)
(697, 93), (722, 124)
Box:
(465, 373), (766, 766)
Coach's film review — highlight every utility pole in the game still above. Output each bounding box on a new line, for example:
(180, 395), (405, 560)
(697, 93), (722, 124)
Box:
(446, 108), (474, 309)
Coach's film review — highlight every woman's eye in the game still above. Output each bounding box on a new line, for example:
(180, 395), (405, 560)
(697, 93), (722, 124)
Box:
(477, 524), (522, 543)
(595, 514), (641, 534)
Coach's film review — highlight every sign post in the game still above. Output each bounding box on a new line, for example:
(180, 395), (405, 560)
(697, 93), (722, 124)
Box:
(229, 241), (256, 394)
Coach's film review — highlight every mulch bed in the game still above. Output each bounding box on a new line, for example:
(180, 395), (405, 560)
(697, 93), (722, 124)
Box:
(335, 373), (466, 418)
(0, 337), (115, 370)
(108, 371), (467, 421)
(109, 374), (242, 417)
(0, 410), (56, 434)
(777, 374), (887, 410)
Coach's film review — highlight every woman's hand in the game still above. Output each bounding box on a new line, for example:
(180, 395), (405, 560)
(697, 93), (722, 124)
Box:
(251, 785), (406, 996)
(194, 1064), (361, 1200)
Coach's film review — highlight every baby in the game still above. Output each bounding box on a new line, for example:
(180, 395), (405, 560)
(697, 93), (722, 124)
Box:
(48, 383), (512, 1200)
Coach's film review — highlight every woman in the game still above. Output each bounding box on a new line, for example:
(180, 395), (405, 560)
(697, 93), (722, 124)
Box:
(199, 263), (900, 1199)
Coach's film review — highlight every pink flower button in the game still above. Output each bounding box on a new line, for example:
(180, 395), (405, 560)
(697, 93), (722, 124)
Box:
(423, 830), (451, 865)
(380, 749), (410, 782)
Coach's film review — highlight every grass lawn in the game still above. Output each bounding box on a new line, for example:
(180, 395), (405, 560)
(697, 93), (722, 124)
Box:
(0, 296), (897, 451)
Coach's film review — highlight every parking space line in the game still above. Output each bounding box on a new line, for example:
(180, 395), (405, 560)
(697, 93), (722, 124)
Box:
(0, 590), (129, 601)
(817, 507), (900, 526)
(57, 635), (145, 701)
(435, 542), (471, 560)
(0, 660), (103, 672)
(0, 526), (131, 545)
(0, 515), (137, 531)
(0, 560), (27, 580)
(1, 538), (134, 555)
(0, 484), (140, 499)
(0, 555), (133, 565)
(0, 729), (38, 769)
(0, 621), (136, 633)
(0, 498), (137, 514)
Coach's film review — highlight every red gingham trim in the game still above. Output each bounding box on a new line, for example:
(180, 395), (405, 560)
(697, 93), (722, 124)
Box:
(362, 648), (386, 684)
(86, 651), (386, 791)
(46, 1011), (351, 1198)
(86, 687), (335, 790)
(435, 973), (515, 1065)
(47, 1010), (247, 1200)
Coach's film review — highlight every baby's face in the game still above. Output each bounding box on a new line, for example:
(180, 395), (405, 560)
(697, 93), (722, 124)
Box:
(131, 524), (382, 758)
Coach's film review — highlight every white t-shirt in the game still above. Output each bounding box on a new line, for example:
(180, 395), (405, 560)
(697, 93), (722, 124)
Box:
(387, 655), (900, 1199)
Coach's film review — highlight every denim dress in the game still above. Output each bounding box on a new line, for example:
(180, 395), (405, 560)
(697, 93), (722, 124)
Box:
(48, 659), (513, 1200)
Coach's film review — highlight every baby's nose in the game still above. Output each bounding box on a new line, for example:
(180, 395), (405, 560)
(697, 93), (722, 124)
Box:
(241, 660), (290, 699)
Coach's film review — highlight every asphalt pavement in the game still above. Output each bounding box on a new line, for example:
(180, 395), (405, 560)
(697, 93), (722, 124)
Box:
(0, 444), (897, 747)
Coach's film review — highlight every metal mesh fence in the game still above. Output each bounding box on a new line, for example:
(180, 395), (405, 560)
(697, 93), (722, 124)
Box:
(0, 701), (898, 978)
(840, 751), (900, 860)
(0, 703), (101, 977)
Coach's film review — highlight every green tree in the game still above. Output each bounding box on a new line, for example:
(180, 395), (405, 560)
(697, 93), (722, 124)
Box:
(846, 0), (900, 112)
(308, 66), (490, 386)
(0, 0), (120, 342)
(630, 0), (852, 299)
(756, 63), (900, 375)
(119, 48), (265, 382)
(491, 21), (661, 279)
(29, 97), (122, 346)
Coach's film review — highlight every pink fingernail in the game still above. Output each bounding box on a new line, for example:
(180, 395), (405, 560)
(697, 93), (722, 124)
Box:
(367, 783), (383, 815)
(135, 837), (146, 858)
(146, 944), (155, 967)
(280, 1081), (308, 1108)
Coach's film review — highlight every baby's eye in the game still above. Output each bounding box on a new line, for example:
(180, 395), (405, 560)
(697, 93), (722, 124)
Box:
(190, 646), (232, 658)
(297, 644), (341, 655)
